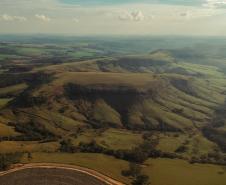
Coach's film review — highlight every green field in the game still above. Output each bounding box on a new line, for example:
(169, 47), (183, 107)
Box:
(73, 128), (143, 150)
(144, 158), (226, 185)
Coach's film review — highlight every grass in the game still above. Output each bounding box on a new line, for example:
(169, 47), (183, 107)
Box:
(1, 44), (226, 185)
(68, 51), (95, 58)
(156, 133), (188, 153)
(131, 100), (195, 131)
(0, 122), (19, 137)
(92, 100), (122, 127)
(0, 98), (12, 108)
(12, 108), (86, 137)
(0, 54), (21, 60)
(15, 47), (47, 57)
(53, 72), (158, 89)
(42, 111), (85, 132)
(0, 141), (59, 153)
(96, 128), (143, 150)
(155, 96), (208, 122)
(35, 60), (226, 132)
(186, 134), (217, 157)
(20, 152), (130, 184)
(156, 133), (216, 157)
(73, 128), (143, 150)
(0, 83), (27, 97)
(178, 62), (224, 78)
(144, 158), (226, 185)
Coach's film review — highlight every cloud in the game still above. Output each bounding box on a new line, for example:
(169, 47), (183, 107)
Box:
(0, 14), (27, 21)
(203, 0), (226, 9)
(73, 17), (79, 23)
(179, 11), (192, 20)
(178, 9), (216, 20)
(119, 10), (145, 21)
(35, 14), (51, 22)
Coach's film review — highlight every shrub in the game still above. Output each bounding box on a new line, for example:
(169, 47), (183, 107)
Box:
(0, 153), (22, 171)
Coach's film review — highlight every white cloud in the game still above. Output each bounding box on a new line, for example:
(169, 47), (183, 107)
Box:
(177, 8), (218, 21)
(203, 0), (226, 9)
(73, 17), (79, 23)
(0, 0), (226, 36)
(0, 14), (27, 21)
(119, 10), (145, 21)
(131, 11), (145, 21)
(35, 14), (51, 22)
(179, 11), (192, 20)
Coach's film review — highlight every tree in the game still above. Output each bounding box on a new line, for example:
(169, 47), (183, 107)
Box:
(59, 139), (76, 153)
(132, 175), (150, 185)
(121, 163), (141, 177)
(129, 163), (142, 178)
(0, 153), (21, 171)
(27, 152), (32, 160)
(0, 155), (8, 171)
(122, 162), (151, 185)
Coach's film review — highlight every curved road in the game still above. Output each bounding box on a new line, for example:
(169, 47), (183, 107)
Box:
(0, 163), (125, 185)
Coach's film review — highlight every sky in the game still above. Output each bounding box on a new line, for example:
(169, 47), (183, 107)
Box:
(0, 0), (226, 36)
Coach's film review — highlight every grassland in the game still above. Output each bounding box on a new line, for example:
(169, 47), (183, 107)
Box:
(0, 123), (19, 137)
(0, 98), (12, 108)
(1, 39), (226, 185)
(144, 158), (226, 185)
(156, 132), (217, 158)
(53, 72), (158, 89)
(0, 141), (59, 153)
(73, 128), (143, 150)
(0, 83), (27, 97)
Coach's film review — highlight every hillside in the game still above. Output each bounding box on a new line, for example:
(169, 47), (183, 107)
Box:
(1, 39), (226, 185)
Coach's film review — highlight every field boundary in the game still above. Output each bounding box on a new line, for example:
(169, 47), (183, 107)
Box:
(0, 163), (125, 185)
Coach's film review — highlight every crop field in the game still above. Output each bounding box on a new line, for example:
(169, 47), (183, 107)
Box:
(0, 168), (107, 185)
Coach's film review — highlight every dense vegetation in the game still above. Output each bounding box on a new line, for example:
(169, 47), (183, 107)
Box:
(0, 153), (22, 171)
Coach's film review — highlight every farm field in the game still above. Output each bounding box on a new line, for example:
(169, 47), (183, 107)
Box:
(0, 167), (108, 185)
